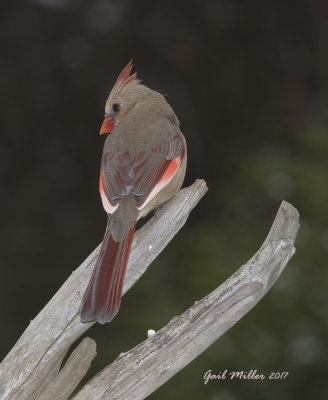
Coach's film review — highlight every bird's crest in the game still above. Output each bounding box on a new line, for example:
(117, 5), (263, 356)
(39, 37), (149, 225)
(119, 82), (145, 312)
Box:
(107, 60), (140, 106)
(115, 60), (137, 87)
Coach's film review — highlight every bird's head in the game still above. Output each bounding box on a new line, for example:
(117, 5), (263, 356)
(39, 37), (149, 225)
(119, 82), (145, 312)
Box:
(100, 60), (142, 135)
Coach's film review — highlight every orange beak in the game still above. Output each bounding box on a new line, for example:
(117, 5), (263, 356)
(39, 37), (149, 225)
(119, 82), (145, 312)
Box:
(100, 116), (114, 135)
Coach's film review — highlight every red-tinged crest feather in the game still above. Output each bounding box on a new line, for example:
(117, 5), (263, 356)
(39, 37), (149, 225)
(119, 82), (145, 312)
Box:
(115, 60), (135, 84)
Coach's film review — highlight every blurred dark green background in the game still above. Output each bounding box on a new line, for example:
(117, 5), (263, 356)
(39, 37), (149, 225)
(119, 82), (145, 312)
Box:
(1, 0), (328, 399)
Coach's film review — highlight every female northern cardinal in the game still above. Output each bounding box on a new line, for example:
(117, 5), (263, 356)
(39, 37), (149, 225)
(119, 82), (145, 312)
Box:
(79, 61), (187, 324)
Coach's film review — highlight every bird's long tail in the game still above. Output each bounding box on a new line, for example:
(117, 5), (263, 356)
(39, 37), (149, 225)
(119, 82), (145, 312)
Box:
(79, 220), (136, 324)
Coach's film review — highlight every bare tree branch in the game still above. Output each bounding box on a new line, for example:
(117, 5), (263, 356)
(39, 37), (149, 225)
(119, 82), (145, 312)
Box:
(37, 338), (97, 400)
(0, 179), (208, 400)
(71, 201), (299, 400)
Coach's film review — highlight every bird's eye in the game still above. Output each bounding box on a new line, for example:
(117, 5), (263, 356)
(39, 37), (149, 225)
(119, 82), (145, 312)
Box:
(112, 103), (120, 113)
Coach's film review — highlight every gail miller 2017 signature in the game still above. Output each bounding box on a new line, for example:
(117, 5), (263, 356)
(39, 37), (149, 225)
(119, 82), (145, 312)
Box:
(204, 369), (289, 384)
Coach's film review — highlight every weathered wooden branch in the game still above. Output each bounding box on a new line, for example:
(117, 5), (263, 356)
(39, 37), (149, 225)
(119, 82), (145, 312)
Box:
(0, 180), (299, 400)
(37, 338), (96, 400)
(0, 179), (208, 400)
(70, 200), (299, 400)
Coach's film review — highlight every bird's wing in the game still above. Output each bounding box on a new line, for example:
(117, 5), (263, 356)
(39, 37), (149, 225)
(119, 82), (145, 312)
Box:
(99, 132), (185, 213)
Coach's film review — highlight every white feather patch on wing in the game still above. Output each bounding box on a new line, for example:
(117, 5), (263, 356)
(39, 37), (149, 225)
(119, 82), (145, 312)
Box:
(101, 191), (119, 214)
(136, 157), (180, 211)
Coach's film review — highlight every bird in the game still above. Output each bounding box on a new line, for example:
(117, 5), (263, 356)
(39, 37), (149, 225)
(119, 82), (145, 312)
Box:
(79, 61), (187, 324)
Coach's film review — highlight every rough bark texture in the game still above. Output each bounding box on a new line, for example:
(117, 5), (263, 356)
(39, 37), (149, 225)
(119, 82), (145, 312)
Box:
(0, 182), (300, 400)
(0, 179), (208, 400)
(71, 200), (299, 400)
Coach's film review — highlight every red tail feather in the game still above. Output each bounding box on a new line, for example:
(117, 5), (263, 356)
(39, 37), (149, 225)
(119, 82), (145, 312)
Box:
(80, 222), (135, 324)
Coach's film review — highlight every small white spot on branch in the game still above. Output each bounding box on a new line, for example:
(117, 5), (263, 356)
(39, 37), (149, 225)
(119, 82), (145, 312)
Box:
(147, 329), (156, 338)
